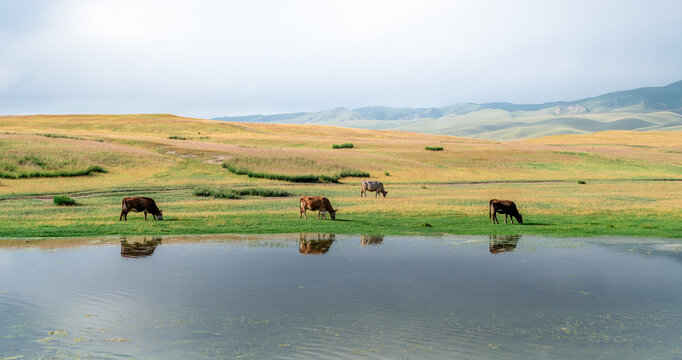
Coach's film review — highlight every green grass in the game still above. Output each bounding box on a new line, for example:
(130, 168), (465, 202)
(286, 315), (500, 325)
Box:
(53, 195), (77, 206)
(0, 206), (678, 238)
(332, 143), (354, 149)
(168, 135), (187, 140)
(0, 184), (679, 238)
(578, 180), (587, 184)
(425, 146), (444, 151)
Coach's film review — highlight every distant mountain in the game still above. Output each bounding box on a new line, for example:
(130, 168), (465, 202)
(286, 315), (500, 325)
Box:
(213, 81), (682, 140)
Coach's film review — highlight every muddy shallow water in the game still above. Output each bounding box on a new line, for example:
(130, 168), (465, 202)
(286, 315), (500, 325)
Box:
(1, 234), (681, 359)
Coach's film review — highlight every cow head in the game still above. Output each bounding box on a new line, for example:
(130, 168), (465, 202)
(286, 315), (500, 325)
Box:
(514, 213), (523, 224)
(329, 209), (337, 220)
(154, 210), (164, 220)
(381, 191), (388, 198)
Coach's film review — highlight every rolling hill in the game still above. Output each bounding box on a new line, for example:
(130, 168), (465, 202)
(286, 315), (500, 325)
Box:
(214, 81), (682, 140)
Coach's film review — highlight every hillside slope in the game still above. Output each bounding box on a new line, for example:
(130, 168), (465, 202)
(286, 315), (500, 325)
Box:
(0, 114), (680, 237)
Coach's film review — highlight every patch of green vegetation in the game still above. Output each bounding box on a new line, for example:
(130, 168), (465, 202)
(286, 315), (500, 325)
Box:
(53, 195), (76, 206)
(425, 146), (444, 151)
(222, 162), (323, 182)
(577, 180), (586, 184)
(192, 186), (214, 197)
(384, 171), (390, 176)
(336, 169), (370, 178)
(39, 133), (104, 142)
(212, 188), (242, 199)
(332, 143), (354, 149)
(0, 165), (106, 179)
(0, 151), (108, 179)
(193, 186), (291, 199)
(168, 136), (187, 140)
(222, 161), (368, 183)
(235, 187), (291, 197)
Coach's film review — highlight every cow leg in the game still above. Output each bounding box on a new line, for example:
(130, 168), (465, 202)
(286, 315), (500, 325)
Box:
(144, 211), (148, 221)
(119, 210), (125, 221)
(510, 216), (515, 224)
(504, 214), (508, 223)
(492, 212), (498, 224)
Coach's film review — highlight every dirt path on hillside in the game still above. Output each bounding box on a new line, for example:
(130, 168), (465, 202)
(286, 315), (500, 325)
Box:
(2, 178), (680, 202)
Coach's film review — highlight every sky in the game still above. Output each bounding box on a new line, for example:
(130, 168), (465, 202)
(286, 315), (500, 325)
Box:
(1, 0), (681, 118)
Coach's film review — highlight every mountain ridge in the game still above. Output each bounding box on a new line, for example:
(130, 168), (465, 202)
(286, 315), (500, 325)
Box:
(213, 81), (682, 140)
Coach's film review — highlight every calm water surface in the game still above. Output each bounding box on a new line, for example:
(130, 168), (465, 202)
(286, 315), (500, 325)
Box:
(1, 234), (682, 359)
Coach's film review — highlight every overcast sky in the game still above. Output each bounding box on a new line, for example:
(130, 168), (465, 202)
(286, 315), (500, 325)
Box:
(1, 0), (681, 118)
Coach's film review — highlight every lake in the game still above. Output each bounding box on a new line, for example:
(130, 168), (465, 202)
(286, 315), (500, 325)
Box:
(1, 234), (682, 359)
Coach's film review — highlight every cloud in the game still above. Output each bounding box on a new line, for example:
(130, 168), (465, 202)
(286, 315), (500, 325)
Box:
(1, 0), (681, 117)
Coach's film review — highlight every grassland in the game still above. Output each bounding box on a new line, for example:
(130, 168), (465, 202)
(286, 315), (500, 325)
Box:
(0, 114), (680, 238)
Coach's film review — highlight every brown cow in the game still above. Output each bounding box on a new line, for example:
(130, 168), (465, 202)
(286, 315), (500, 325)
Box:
(489, 199), (523, 224)
(120, 197), (164, 221)
(299, 196), (337, 220)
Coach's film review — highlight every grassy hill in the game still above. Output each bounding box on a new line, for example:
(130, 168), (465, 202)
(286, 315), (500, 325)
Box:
(0, 114), (680, 238)
(214, 81), (682, 140)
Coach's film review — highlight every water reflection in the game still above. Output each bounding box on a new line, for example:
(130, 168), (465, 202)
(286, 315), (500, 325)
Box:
(298, 233), (335, 255)
(120, 237), (162, 258)
(361, 234), (384, 246)
(3, 235), (682, 359)
(489, 234), (520, 254)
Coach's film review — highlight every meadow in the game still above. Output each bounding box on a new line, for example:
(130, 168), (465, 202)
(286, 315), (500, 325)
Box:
(0, 114), (680, 238)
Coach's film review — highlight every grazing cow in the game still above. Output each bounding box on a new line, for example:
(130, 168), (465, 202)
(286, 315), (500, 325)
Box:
(489, 234), (520, 254)
(299, 196), (337, 220)
(361, 180), (388, 198)
(299, 233), (335, 255)
(489, 199), (523, 224)
(120, 197), (164, 221)
(120, 237), (162, 258)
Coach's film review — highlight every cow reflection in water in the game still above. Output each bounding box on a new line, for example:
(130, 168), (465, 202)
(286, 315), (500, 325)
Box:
(120, 237), (162, 258)
(489, 234), (521, 254)
(299, 234), (335, 255)
(361, 235), (384, 246)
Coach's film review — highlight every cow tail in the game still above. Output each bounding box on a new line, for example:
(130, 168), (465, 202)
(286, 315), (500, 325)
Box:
(489, 200), (493, 219)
